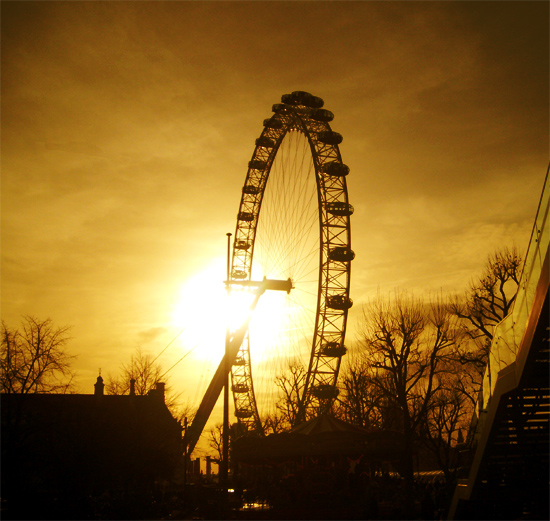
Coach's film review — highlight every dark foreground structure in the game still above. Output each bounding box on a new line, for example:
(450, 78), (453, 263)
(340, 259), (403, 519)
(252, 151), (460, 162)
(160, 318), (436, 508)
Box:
(231, 414), (452, 520)
(448, 172), (550, 520)
(1, 378), (183, 520)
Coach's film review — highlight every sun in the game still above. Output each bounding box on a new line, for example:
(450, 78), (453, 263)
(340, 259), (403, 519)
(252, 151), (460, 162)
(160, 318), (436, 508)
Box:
(171, 258), (291, 363)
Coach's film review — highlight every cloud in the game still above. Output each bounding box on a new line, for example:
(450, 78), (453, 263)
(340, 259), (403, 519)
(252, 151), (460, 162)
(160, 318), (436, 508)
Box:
(137, 327), (170, 345)
(1, 0), (547, 404)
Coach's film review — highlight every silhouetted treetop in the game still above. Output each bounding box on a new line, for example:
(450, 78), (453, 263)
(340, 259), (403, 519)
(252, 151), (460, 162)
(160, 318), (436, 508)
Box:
(1, 316), (75, 394)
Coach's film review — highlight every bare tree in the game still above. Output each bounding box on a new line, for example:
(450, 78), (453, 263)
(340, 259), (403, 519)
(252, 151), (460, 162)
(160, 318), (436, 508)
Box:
(421, 381), (470, 482)
(274, 360), (311, 428)
(208, 422), (241, 466)
(451, 246), (521, 344)
(1, 316), (75, 394)
(174, 402), (197, 427)
(450, 246), (522, 410)
(336, 354), (384, 429)
(357, 291), (459, 503)
(208, 423), (224, 463)
(106, 347), (182, 415)
(106, 347), (163, 395)
(262, 412), (287, 434)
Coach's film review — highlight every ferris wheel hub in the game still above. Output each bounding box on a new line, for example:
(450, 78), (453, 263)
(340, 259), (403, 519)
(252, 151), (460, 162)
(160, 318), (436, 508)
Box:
(225, 277), (294, 295)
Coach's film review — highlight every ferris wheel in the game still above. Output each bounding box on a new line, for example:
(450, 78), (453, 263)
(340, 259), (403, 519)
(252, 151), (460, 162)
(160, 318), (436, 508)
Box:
(228, 91), (354, 433)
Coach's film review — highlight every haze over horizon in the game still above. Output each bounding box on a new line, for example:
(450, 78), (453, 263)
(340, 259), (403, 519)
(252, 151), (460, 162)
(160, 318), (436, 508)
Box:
(2, 1), (548, 455)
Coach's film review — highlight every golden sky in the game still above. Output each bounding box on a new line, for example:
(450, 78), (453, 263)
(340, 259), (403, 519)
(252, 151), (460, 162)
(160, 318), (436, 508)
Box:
(2, 1), (548, 452)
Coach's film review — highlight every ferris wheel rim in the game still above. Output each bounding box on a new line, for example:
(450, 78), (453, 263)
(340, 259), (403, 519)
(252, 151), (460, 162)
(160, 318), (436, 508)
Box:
(229, 91), (354, 433)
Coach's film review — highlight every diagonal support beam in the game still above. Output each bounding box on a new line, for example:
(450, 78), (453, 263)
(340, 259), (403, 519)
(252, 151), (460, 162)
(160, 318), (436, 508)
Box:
(182, 278), (293, 455)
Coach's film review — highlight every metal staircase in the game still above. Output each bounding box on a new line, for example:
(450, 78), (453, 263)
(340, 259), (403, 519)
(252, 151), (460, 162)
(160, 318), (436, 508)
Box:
(449, 170), (549, 520)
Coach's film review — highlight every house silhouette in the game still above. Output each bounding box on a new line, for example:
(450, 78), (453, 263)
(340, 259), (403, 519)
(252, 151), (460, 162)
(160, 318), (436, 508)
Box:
(1, 376), (183, 520)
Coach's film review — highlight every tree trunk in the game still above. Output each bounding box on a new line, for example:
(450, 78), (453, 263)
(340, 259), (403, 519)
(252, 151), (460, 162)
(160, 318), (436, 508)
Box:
(401, 424), (417, 518)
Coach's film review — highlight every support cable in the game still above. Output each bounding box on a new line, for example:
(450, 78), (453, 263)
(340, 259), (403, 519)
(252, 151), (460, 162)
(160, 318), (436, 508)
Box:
(151, 328), (186, 365)
(159, 343), (199, 380)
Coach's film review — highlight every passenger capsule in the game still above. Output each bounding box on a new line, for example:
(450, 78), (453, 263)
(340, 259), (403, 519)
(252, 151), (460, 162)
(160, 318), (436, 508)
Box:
(311, 384), (339, 400)
(320, 342), (347, 357)
(238, 212), (254, 222)
(232, 269), (247, 280)
(272, 103), (291, 113)
(290, 91), (324, 109)
(281, 93), (295, 105)
(310, 108), (334, 122)
(327, 294), (353, 310)
(328, 246), (355, 262)
(255, 136), (275, 148)
(242, 185), (260, 195)
(235, 408), (253, 419)
(321, 161), (350, 177)
(232, 383), (249, 393)
(235, 240), (251, 250)
(263, 118), (283, 129)
(233, 357), (246, 366)
(249, 159), (267, 171)
(317, 131), (343, 145)
(326, 202), (354, 217)
(305, 95), (324, 109)
(289, 91), (310, 104)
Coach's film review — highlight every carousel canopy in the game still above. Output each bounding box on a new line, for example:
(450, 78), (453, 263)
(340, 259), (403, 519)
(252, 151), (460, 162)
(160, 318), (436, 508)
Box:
(233, 414), (403, 464)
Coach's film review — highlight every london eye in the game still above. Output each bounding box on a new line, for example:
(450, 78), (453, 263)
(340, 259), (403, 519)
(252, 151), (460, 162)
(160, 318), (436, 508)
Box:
(228, 91), (354, 433)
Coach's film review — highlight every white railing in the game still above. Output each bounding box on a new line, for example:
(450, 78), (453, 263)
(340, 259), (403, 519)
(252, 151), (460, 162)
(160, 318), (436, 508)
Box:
(480, 169), (549, 411)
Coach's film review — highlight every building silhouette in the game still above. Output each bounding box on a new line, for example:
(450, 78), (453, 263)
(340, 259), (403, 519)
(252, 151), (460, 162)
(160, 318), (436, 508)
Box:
(1, 377), (183, 519)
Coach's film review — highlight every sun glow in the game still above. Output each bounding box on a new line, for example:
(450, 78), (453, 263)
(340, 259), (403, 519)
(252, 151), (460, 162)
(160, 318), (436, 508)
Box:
(172, 258), (296, 363)
(172, 258), (227, 360)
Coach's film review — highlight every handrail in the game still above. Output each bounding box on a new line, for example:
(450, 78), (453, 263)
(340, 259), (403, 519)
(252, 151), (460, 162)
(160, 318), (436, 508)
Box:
(478, 167), (549, 413)
(448, 166), (549, 519)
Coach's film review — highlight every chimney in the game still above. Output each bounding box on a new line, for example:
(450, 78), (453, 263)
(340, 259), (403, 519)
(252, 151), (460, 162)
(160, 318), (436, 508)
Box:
(94, 375), (104, 396)
(155, 382), (165, 403)
(130, 378), (136, 396)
